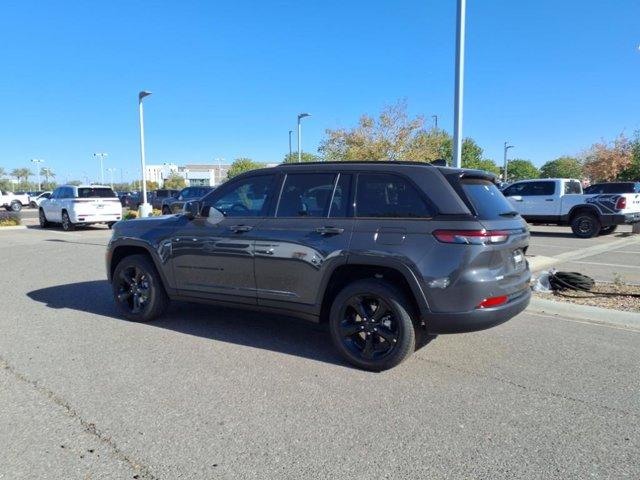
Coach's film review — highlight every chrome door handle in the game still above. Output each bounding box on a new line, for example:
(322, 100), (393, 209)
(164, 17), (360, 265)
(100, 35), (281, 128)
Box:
(229, 225), (253, 233)
(255, 248), (274, 255)
(316, 226), (345, 235)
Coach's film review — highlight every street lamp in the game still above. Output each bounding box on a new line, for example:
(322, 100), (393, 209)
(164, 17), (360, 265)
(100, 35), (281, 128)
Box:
(288, 130), (293, 160)
(138, 91), (152, 217)
(452, 0), (466, 168)
(503, 142), (514, 182)
(106, 168), (116, 189)
(93, 153), (108, 184)
(30, 158), (44, 190)
(297, 113), (311, 162)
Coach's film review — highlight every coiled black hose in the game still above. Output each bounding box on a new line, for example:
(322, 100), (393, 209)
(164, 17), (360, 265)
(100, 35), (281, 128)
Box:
(548, 271), (640, 298)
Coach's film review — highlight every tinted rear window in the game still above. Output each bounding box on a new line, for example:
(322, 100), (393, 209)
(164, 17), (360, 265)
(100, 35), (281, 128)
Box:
(77, 188), (117, 198)
(585, 183), (635, 194)
(460, 179), (515, 219)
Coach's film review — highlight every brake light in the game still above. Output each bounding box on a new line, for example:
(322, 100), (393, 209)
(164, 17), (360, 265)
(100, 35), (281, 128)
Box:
(476, 296), (508, 309)
(615, 197), (627, 210)
(433, 229), (510, 245)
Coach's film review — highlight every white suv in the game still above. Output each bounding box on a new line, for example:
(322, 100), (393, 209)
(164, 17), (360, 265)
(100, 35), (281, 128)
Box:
(39, 185), (122, 231)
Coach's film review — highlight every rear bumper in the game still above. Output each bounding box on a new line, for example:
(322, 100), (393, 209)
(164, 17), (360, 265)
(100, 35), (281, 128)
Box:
(425, 288), (531, 334)
(601, 212), (640, 226)
(70, 212), (122, 224)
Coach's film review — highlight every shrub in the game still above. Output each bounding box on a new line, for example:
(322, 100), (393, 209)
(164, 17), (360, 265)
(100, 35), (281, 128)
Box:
(0, 212), (21, 227)
(123, 211), (138, 220)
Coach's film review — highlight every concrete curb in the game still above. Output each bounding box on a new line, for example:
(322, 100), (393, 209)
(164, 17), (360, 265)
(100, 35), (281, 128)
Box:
(0, 225), (27, 231)
(527, 296), (640, 331)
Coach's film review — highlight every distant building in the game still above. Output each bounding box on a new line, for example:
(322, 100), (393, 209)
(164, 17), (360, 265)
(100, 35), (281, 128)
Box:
(144, 163), (234, 187)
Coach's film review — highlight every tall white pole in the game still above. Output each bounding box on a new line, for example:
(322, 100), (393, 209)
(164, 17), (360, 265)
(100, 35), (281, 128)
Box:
(138, 91), (152, 217)
(297, 117), (302, 163)
(31, 158), (44, 191)
(452, 0), (466, 169)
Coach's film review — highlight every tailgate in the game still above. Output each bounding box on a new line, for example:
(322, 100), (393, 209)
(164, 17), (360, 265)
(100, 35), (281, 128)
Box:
(74, 198), (122, 215)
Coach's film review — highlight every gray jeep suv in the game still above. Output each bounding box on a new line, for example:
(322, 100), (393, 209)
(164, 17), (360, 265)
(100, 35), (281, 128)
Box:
(107, 161), (531, 371)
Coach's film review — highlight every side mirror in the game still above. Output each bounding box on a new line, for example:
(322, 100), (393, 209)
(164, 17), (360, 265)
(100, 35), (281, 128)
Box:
(184, 200), (201, 219)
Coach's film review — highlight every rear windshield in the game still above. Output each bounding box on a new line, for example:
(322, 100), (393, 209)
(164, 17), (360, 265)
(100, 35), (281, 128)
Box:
(585, 183), (636, 194)
(460, 179), (516, 219)
(77, 187), (117, 198)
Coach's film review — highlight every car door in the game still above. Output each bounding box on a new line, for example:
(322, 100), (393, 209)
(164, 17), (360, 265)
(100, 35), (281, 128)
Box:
(524, 181), (558, 218)
(169, 173), (277, 305)
(252, 172), (355, 310)
(45, 187), (62, 221)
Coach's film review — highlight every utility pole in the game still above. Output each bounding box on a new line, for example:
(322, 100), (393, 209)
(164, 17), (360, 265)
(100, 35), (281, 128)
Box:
(452, 0), (466, 169)
(93, 153), (108, 184)
(503, 142), (514, 182)
(30, 158), (44, 190)
(288, 130), (293, 160)
(297, 113), (311, 162)
(106, 168), (116, 189)
(432, 115), (439, 130)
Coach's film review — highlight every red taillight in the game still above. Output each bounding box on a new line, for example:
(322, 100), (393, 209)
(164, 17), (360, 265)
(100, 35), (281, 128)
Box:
(433, 229), (510, 245)
(476, 296), (508, 309)
(615, 197), (627, 210)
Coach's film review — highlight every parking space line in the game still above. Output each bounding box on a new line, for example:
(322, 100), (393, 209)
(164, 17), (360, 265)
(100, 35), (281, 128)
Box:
(570, 260), (640, 269)
(527, 311), (640, 333)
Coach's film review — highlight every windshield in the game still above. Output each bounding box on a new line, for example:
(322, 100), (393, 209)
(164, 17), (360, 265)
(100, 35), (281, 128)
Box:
(460, 179), (517, 220)
(77, 187), (117, 198)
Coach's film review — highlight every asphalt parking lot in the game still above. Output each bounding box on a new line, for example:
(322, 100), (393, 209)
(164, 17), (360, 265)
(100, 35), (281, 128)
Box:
(1, 224), (639, 479)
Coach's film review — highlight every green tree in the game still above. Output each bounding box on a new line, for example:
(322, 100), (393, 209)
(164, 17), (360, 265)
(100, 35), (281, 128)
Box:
(440, 137), (500, 173)
(319, 100), (445, 162)
(227, 158), (264, 179)
(11, 168), (32, 183)
(505, 159), (539, 182)
(0, 167), (6, 178)
(283, 152), (322, 163)
(583, 134), (633, 182)
(618, 132), (640, 181)
(163, 172), (186, 189)
(540, 156), (583, 179)
(40, 167), (55, 184)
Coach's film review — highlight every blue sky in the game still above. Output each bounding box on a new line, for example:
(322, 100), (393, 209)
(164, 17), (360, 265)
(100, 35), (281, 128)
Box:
(1, 0), (639, 182)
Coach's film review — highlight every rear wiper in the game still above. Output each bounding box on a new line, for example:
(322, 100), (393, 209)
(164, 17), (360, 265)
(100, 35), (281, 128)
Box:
(499, 211), (519, 217)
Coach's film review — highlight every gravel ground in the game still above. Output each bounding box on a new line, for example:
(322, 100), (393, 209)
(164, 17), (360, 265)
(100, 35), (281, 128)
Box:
(535, 283), (640, 312)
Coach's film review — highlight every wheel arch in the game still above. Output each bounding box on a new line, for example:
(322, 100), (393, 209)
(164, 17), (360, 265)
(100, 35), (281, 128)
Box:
(318, 257), (429, 324)
(108, 241), (173, 294)
(568, 204), (601, 222)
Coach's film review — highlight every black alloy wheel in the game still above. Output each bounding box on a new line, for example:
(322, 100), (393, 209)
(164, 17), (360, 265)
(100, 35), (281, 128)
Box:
(112, 254), (168, 322)
(570, 213), (600, 238)
(330, 279), (416, 371)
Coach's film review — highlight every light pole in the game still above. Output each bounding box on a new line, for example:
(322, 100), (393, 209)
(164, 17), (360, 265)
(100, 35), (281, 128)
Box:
(30, 158), (44, 190)
(452, 0), (466, 169)
(297, 113), (311, 162)
(432, 115), (439, 130)
(503, 142), (514, 182)
(288, 130), (293, 160)
(93, 153), (108, 184)
(138, 91), (152, 217)
(106, 168), (116, 189)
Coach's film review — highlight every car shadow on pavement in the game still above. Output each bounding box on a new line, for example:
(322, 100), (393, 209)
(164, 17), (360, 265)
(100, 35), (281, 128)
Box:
(28, 280), (435, 368)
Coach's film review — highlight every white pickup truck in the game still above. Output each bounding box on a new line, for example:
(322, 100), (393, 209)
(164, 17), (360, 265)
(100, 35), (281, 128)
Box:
(0, 190), (29, 212)
(502, 178), (640, 238)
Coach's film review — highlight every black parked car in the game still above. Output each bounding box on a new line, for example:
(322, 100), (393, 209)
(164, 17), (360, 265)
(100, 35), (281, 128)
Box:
(107, 161), (531, 371)
(161, 186), (215, 214)
(584, 182), (640, 194)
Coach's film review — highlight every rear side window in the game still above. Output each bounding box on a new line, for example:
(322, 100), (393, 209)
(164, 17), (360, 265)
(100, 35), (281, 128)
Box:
(329, 174), (352, 218)
(460, 179), (515, 219)
(564, 181), (582, 194)
(77, 188), (117, 198)
(504, 181), (555, 196)
(356, 174), (433, 218)
(277, 173), (336, 217)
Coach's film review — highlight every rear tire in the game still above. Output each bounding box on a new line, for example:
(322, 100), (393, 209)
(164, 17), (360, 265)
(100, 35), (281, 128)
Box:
(162, 206), (170, 215)
(39, 209), (49, 228)
(599, 225), (617, 235)
(10, 201), (21, 212)
(329, 279), (416, 371)
(112, 254), (169, 322)
(570, 213), (600, 238)
(61, 211), (75, 231)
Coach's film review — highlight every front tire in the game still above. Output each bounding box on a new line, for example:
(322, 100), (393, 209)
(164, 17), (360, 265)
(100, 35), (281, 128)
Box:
(329, 279), (416, 371)
(61, 211), (75, 231)
(10, 201), (21, 212)
(571, 213), (601, 238)
(112, 254), (169, 322)
(39, 209), (50, 228)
